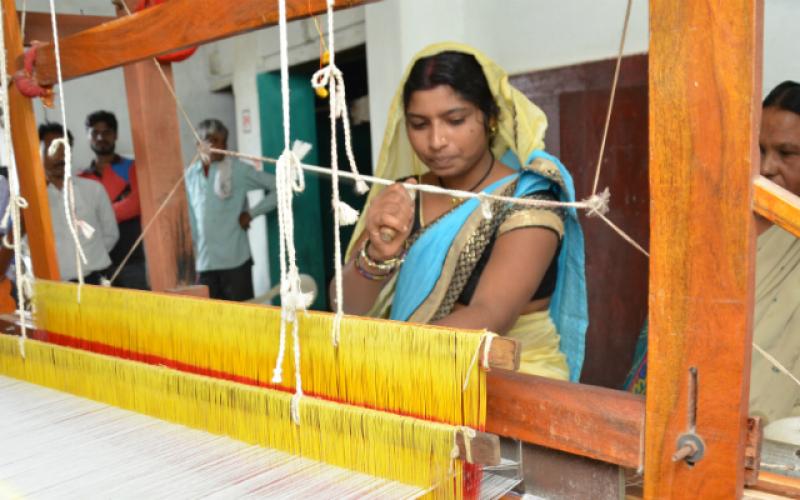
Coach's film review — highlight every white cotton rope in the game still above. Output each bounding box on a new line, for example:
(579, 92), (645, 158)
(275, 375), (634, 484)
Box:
(591, 0), (633, 196)
(215, 147), (613, 212)
(48, 0), (88, 299)
(268, 0), (309, 425)
(0, 376), (426, 499)
(19, 0), (28, 42)
(0, 3), (30, 356)
(311, 0), (358, 348)
(462, 331), (497, 392)
(753, 342), (800, 390)
(307, 0), (375, 346)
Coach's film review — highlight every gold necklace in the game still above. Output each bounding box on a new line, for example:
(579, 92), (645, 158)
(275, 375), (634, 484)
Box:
(439, 153), (495, 206)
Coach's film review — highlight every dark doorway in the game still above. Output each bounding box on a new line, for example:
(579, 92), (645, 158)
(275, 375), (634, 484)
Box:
(511, 55), (650, 388)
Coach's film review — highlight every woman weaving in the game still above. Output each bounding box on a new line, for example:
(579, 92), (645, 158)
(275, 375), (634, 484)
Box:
(339, 43), (588, 381)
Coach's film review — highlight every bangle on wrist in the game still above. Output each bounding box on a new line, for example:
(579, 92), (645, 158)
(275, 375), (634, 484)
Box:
(360, 239), (408, 273)
(355, 255), (392, 281)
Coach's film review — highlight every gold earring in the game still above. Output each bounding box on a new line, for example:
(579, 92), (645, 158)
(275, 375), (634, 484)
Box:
(490, 123), (498, 137)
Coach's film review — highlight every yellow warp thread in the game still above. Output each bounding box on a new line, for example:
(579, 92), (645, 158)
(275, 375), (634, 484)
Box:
(33, 281), (487, 429)
(0, 335), (464, 498)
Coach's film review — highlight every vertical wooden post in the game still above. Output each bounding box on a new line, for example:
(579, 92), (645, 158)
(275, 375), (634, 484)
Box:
(2, 0), (59, 279)
(122, 58), (194, 291)
(118, 0), (193, 291)
(646, 1), (762, 498)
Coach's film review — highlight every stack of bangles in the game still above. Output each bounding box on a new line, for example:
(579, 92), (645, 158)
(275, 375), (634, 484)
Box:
(355, 240), (408, 281)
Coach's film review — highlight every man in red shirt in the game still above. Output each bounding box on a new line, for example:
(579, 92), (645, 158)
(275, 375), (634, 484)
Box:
(80, 110), (148, 290)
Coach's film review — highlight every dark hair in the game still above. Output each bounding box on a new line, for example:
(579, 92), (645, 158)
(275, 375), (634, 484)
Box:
(763, 81), (800, 115)
(85, 110), (118, 133)
(38, 122), (74, 146)
(196, 118), (229, 143)
(403, 51), (499, 134)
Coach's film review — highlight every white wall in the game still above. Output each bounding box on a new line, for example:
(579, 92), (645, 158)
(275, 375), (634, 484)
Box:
(20, 0), (236, 167)
(364, 0), (650, 165)
(364, 0), (800, 165)
(232, 32), (270, 296)
(764, 0), (800, 97)
(465, 0), (649, 75)
(34, 48), (235, 174)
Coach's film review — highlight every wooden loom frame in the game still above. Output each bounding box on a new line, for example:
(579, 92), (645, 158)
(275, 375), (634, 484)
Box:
(3, 0), (800, 497)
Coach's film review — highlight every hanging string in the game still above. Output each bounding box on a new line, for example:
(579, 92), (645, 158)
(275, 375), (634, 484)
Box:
(269, 0), (310, 425)
(322, 0), (346, 347)
(48, 0), (87, 299)
(591, 0), (633, 196)
(462, 332), (497, 392)
(753, 342), (800, 390)
(0, 1), (31, 356)
(20, 0), (28, 44)
(311, 0), (354, 347)
(584, 0), (649, 258)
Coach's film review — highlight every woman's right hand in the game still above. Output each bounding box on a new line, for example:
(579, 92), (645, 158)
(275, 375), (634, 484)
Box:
(364, 179), (417, 261)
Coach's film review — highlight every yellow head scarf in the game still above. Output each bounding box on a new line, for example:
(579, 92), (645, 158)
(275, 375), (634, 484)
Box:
(347, 42), (549, 257)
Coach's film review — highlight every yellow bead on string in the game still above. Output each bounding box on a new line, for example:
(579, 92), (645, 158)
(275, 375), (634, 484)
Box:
(315, 50), (331, 99)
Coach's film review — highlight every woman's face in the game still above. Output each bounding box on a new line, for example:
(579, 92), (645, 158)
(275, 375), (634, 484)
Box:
(760, 106), (800, 196)
(405, 85), (489, 179)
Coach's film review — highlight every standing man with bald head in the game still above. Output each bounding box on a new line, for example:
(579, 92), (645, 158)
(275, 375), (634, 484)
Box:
(184, 118), (277, 301)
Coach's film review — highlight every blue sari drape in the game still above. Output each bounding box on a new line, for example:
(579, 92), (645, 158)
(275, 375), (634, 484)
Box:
(390, 150), (589, 381)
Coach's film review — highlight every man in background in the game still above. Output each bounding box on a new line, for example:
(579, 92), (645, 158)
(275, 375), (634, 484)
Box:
(40, 122), (118, 284)
(80, 110), (147, 289)
(184, 119), (276, 301)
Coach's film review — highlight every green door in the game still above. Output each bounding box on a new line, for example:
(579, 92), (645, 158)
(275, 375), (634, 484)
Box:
(257, 72), (327, 310)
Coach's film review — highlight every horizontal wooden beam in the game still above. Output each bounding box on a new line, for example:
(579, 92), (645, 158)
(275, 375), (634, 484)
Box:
(20, 12), (113, 45)
(486, 370), (645, 469)
(754, 175), (800, 238)
(28, 0), (374, 86)
(752, 471), (800, 498)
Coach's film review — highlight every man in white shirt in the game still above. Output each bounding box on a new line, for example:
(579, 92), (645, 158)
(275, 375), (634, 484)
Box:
(39, 123), (119, 284)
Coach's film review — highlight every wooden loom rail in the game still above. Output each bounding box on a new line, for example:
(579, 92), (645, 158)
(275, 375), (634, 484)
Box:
(19, 12), (114, 45)
(646, 0), (762, 497)
(752, 471), (800, 498)
(486, 370), (645, 470)
(28, 0), (375, 86)
(754, 175), (800, 239)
